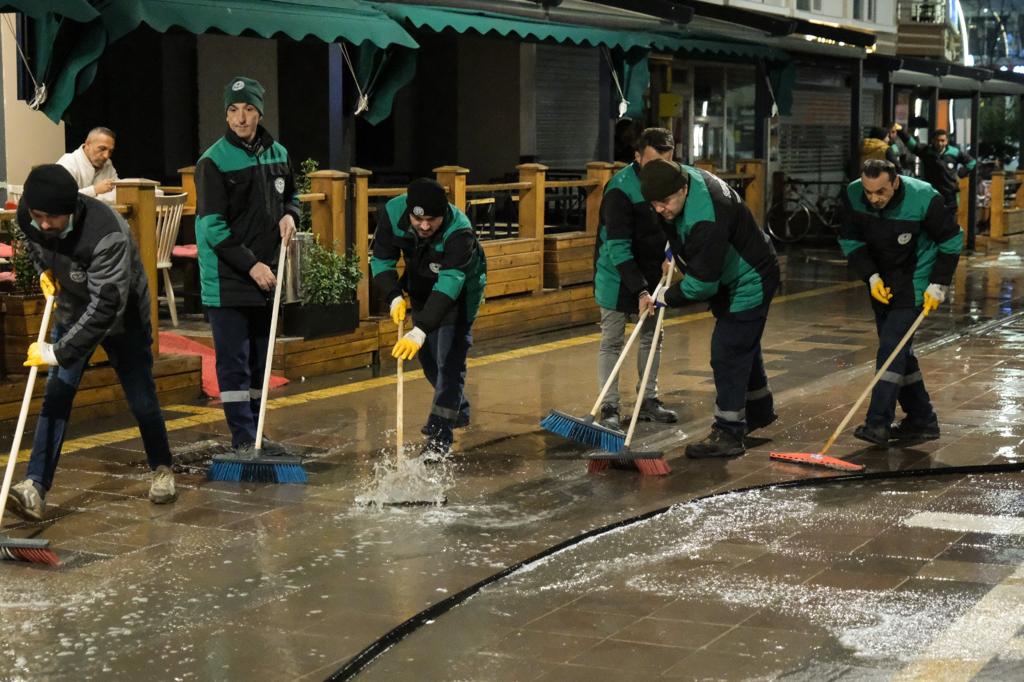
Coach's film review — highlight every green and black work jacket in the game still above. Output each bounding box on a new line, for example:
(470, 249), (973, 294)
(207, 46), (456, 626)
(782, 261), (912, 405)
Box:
(594, 162), (669, 313)
(195, 126), (300, 307)
(898, 131), (977, 205)
(662, 167), (779, 317)
(370, 196), (487, 332)
(838, 175), (962, 308)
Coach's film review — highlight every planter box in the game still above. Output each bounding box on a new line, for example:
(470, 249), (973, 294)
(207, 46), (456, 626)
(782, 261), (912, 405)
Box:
(282, 301), (359, 339)
(2, 293), (45, 377)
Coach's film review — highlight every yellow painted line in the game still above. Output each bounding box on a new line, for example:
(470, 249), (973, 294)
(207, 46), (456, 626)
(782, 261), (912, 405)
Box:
(2, 280), (860, 464)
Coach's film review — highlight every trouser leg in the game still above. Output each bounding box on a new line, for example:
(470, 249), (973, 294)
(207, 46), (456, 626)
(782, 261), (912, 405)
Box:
(710, 311), (769, 439)
(25, 325), (87, 492)
(597, 308), (626, 408)
(421, 323), (472, 447)
(744, 338), (774, 427)
(246, 307), (272, 431)
(102, 309), (172, 471)
(208, 307), (258, 447)
(866, 305), (927, 427)
(635, 311), (662, 401)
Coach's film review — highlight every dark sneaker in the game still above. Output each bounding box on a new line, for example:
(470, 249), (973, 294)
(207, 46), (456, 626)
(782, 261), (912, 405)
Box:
(231, 443), (256, 459)
(685, 428), (746, 459)
(421, 414), (469, 437)
(148, 466), (178, 504)
(258, 437), (289, 457)
(7, 479), (45, 522)
(637, 398), (678, 424)
(890, 417), (940, 443)
(854, 422), (891, 447)
(599, 403), (621, 431)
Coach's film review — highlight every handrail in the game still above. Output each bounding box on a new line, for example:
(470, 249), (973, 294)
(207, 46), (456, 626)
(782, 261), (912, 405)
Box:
(113, 204), (133, 217)
(466, 181), (532, 193)
(0, 209), (14, 221)
(545, 179), (600, 190)
(297, 192), (327, 203)
(367, 187), (405, 198)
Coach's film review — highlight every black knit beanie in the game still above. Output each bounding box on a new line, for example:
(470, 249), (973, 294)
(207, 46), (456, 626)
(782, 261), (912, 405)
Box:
(406, 178), (448, 218)
(23, 164), (79, 215)
(640, 159), (689, 203)
(224, 76), (265, 114)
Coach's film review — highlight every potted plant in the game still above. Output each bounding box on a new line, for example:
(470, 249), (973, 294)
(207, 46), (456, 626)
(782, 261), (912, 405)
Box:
(2, 220), (45, 375)
(282, 238), (362, 339)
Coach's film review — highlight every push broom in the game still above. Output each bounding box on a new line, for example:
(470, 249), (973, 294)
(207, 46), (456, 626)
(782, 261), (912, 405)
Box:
(209, 240), (307, 484)
(541, 267), (671, 452)
(771, 307), (929, 472)
(587, 258), (677, 476)
(1, 294), (60, 565)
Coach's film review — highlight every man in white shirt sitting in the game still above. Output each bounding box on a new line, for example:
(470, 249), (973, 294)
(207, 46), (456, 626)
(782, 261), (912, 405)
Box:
(56, 127), (120, 203)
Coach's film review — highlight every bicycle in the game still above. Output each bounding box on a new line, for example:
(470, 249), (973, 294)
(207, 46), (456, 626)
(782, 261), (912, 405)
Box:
(766, 179), (843, 243)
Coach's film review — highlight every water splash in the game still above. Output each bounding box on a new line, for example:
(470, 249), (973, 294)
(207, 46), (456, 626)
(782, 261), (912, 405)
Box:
(355, 449), (453, 508)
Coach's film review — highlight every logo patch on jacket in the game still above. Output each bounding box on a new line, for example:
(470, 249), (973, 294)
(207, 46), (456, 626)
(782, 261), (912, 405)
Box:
(274, 177), (285, 194)
(946, 161), (955, 170)
(429, 262), (441, 274)
(70, 269), (87, 283)
(897, 232), (912, 245)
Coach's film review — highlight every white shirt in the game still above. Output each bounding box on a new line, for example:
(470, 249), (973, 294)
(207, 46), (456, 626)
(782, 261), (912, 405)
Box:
(56, 146), (119, 203)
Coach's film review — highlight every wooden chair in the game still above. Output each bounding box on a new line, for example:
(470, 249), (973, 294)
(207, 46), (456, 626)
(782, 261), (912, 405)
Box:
(155, 193), (188, 326)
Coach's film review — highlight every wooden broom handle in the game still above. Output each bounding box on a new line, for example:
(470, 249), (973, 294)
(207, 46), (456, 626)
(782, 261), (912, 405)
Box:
(0, 294), (55, 525)
(820, 308), (928, 456)
(254, 241), (288, 450)
(396, 318), (405, 463)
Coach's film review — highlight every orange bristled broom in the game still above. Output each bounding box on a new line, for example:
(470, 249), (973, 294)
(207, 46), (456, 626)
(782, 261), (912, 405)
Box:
(771, 308), (928, 473)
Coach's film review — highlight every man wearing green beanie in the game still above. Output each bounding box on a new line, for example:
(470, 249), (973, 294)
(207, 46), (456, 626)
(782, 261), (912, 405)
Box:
(641, 159), (780, 459)
(195, 76), (298, 455)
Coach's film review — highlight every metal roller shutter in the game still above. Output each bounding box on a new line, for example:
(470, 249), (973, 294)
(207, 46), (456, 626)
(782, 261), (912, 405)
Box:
(535, 44), (600, 170)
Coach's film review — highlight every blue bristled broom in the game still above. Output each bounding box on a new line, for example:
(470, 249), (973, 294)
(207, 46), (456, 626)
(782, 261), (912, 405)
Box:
(209, 241), (307, 484)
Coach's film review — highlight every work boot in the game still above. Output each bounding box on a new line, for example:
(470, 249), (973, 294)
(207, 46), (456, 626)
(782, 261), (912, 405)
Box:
(6, 479), (45, 522)
(685, 427), (746, 459)
(854, 422), (891, 447)
(421, 414), (469, 436)
(231, 443), (256, 459)
(257, 437), (289, 457)
(746, 412), (779, 435)
(890, 416), (940, 443)
(420, 437), (452, 464)
(637, 397), (678, 423)
(148, 466), (178, 505)
(599, 403), (621, 431)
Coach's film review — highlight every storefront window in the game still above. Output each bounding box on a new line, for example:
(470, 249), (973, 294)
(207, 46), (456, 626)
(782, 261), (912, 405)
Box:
(693, 64), (756, 170)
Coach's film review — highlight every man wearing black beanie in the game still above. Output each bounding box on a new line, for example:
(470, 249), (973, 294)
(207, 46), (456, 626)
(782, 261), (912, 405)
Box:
(5, 164), (176, 522)
(641, 159), (780, 459)
(371, 178), (487, 459)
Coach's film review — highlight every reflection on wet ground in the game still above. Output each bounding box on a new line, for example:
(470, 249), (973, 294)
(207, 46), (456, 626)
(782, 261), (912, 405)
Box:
(2, 247), (1024, 680)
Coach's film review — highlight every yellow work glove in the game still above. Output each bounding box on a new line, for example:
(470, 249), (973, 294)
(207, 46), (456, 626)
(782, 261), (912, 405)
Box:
(39, 270), (59, 298)
(922, 283), (947, 316)
(24, 341), (57, 368)
(392, 327), (426, 361)
(389, 296), (407, 325)
(869, 273), (892, 305)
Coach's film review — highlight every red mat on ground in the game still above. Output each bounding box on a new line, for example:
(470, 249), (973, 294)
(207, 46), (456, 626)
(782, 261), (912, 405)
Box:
(159, 331), (288, 399)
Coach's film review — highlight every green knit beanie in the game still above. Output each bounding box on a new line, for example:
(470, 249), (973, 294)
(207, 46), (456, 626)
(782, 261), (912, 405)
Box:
(224, 76), (265, 114)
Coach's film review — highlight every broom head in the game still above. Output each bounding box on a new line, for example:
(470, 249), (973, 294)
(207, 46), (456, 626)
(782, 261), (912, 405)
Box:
(586, 448), (671, 476)
(208, 454), (308, 484)
(541, 410), (626, 452)
(769, 451), (865, 472)
(0, 536), (60, 566)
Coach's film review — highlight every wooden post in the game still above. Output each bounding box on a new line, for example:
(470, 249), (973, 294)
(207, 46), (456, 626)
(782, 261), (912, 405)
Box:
(350, 167), (373, 319)
(958, 177), (969, 245)
(433, 166), (469, 212)
(990, 171), (1005, 242)
(308, 170), (349, 255)
(517, 163), (548, 293)
(585, 162), (615, 236)
(695, 159), (715, 172)
(736, 158), (766, 228)
(115, 179), (160, 356)
(177, 166), (196, 213)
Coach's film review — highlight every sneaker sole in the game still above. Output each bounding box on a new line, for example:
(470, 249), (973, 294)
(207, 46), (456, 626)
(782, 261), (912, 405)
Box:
(637, 413), (679, 424)
(854, 432), (890, 447)
(6, 495), (44, 523)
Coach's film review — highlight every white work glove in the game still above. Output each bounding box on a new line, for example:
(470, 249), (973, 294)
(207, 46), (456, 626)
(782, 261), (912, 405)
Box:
(923, 283), (947, 315)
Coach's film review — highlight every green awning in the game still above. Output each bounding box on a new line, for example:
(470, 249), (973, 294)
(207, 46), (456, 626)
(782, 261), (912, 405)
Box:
(354, 44), (417, 126)
(654, 34), (789, 62)
(378, 3), (682, 51)
(22, 0), (418, 122)
(0, 0), (98, 23)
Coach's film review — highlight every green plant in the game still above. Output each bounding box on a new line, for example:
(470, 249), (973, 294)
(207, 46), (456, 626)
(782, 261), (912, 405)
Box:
(8, 220), (40, 295)
(301, 238), (362, 306)
(296, 158), (319, 232)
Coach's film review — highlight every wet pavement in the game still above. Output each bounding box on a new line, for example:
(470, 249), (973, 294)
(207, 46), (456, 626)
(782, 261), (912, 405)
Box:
(2, 245), (1024, 680)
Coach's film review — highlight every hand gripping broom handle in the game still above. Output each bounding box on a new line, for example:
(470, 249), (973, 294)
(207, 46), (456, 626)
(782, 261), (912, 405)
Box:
(588, 243), (673, 419)
(396, 318), (405, 463)
(624, 257), (677, 448)
(0, 294), (55, 526)
(819, 307), (928, 457)
(255, 241), (288, 450)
